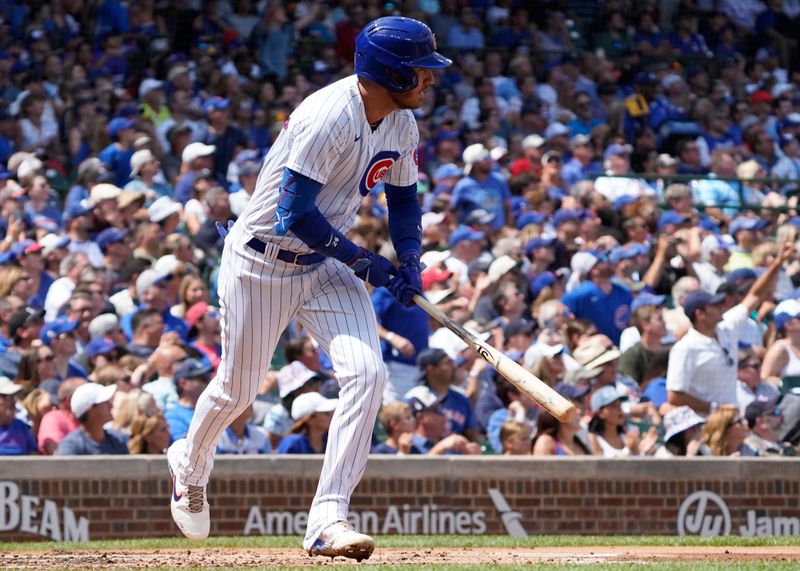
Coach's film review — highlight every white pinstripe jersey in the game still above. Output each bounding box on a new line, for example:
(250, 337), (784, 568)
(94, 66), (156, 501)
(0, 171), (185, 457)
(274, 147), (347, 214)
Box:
(241, 75), (419, 252)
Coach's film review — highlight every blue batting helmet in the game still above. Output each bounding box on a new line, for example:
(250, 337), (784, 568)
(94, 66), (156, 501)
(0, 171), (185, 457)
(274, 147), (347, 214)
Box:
(355, 17), (452, 93)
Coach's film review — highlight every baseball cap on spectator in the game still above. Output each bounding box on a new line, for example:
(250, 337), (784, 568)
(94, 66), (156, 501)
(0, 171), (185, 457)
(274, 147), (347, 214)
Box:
(185, 301), (216, 338)
(38, 233), (70, 256)
(573, 339), (620, 372)
(203, 96), (230, 114)
(663, 406), (706, 442)
(167, 64), (189, 82)
(554, 381), (590, 401)
(291, 391), (338, 421)
(426, 288), (456, 305)
(403, 385), (444, 414)
(421, 267), (451, 290)
(569, 134), (591, 149)
(505, 318), (535, 340)
(462, 143), (492, 175)
(525, 236), (557, 257)
(8, 306), (44, 339)
(661, 73), (682, 90)
(658, 210), (690, 230)
(517, 211), (548, 229)
(77, 157), (111, 183)
(130, 149), (156, 177)
(682, 290), (726, 319)
(89, 313), (119, 340)
(631, 292), (666, 312)
(0, 376), (22, 396)
(84, 337), (119, 359)
(544, 122), (569, 139)
(89, 183), (122, 206)
(603, 143), (632, 161)
(70, 382), (117, 419)
(590, 385), (628, 411)
(17, 157), (43, 181)
(182, 142), (216, 164)
(633, 71), (657, 86)
(745, 398), (782, 429)
(553, 208), (583, 227)
(148, 196), (182, 223)
(138, 78), (163, 98)
(612, 194), (638, 211)
(657, 154), (678, 168)
(433, 163), (462, 182)
(570, 250), (604, 277)
(39, 318), (77, 346)
(420, 249), (451, 270)
(727, 268), (758, 283)
(530, 271), (560, 297)
(421, 211), (446, 231)
(773, 299), (800, 331)
(118, 189), (146, 210)
(487, 255), (520, 283)
(465, 209), (496, 226)
(467, 258), (491, 278)
(9, 239), (43, 259)
(608, 243), (644, 264)
(174, 358), (213, 380)
(154, 254), (182, 277)
(750, 90), (773, 105)
(716, 279), (748, 296)
(490, 146), (508, 161)
(64, 199), (93, 222)
(107, 117), (136, 137)
(417, 348), (449, 372)
(95, 228), (128, 253)
(522, 134), (545, 150)
(700, 234), (732, 260)
(449, 225), (484, 247)
(136, 269), (169, 297)
(541, 150), (562, 166)
(277, 361), (322, 398)
(239, 161), (261, 177)
(729, 216), (767, 235)
(737, 159), (763, 181)
(167, 122), (192, 141)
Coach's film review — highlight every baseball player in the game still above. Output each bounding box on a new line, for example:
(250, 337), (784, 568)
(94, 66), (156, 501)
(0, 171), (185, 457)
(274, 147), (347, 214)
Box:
(166, 17), (451, 562)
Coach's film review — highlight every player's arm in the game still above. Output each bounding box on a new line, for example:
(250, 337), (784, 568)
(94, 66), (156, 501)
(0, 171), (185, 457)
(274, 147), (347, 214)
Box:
(275, 167), (397, 288)
(384, 181), (424, 306)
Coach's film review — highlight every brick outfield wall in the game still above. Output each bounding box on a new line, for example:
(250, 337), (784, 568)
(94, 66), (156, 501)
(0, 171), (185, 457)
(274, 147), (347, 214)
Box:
(1, 457), (799, 541)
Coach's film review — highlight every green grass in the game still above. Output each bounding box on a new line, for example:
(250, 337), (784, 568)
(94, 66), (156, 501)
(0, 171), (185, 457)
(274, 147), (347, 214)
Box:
(3, 533), (800, 552)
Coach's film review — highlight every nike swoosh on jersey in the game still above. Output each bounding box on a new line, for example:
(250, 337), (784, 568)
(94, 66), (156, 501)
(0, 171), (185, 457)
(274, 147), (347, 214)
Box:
(354, 134), (361, 142)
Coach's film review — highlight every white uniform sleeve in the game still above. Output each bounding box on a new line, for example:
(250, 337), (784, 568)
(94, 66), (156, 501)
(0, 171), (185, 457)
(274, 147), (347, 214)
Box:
(383, 113), (419, 187)
(285, 109), (348, 185)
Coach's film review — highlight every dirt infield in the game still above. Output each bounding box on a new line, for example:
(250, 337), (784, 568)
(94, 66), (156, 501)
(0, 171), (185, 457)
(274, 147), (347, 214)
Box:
(3, 546), (800, 568)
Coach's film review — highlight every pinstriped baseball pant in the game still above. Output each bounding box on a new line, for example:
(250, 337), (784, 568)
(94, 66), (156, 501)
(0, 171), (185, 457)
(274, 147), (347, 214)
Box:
(176, 222), (387, 548)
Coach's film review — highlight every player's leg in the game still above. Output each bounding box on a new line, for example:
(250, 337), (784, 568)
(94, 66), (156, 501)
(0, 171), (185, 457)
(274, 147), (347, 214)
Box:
(296, 260), (387, 559)
(169, 227), (303, 540)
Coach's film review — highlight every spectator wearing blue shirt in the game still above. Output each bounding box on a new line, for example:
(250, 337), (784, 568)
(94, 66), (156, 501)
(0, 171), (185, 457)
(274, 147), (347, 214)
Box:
(98, 117), (136, 187)
(567, 92), (603, 136)
(372, 287), (429, 404)
(216, 404), (271, 454)
(0, 377), (37, 455)
(8, 240), (53, 309)
(452, 144), (512, 231)
(446, 9), (485, 50)
(407, 349), (481, 443)
(22, 175), (62, 232)
(56, 382), (128, 455)
(563, 252), (632, 345)
(403, 388), (481, 455)
(693, 149), (741, 219)
(200, 97), (248, 185)
(276, 392), (337, 454)
(164, 359), (212, 442)
(371, 401), (422, 455)
(562, 134), (602, 190)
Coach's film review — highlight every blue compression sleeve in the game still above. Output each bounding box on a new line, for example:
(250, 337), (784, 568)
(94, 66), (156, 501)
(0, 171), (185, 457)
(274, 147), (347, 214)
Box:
(276, 168), (361, 263)
(384, 182), (421, 258)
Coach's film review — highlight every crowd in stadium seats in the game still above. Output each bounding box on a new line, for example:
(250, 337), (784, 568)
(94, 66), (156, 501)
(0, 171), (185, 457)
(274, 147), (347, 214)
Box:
(3, 0), (800, 459)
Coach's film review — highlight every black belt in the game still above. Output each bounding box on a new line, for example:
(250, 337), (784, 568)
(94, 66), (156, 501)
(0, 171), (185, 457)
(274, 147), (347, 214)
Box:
(246, 237), (325, 265)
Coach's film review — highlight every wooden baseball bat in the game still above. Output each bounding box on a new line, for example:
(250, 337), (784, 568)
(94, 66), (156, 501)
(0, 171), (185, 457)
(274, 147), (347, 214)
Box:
(413, 294), (576, 422)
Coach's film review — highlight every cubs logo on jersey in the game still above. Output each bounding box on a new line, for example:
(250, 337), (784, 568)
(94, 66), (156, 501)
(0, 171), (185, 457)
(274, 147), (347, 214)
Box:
(359, 151), (400, 196)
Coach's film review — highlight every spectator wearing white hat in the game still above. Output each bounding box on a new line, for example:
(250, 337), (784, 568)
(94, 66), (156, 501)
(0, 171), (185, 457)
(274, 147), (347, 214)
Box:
(43, 252), (90, 323)
(693, 234), (733, 294)
(0, 376), (37, 455)
(451, 143), (513, 231)
(56, 382), (128, 455)
(38, 233), (71, 277)
(138, 79), (171, 127)
(148, 196), (182, 236)
(510, 134), (545, 177)
(276, 392), (338, 454)
(125, 148), (173, 200)
(174, 142), (216, 204)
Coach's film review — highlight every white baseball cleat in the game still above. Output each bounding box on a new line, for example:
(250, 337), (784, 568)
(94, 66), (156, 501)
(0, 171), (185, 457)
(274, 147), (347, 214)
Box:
(167, 439), (210, 542)
(307, 521), (375, 561)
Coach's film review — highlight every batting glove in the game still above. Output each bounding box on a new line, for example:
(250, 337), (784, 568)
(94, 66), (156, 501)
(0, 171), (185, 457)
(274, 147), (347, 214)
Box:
(388, 253), (423, 307)
(214, 220), (235, 240)
(348, 248), (398, 288)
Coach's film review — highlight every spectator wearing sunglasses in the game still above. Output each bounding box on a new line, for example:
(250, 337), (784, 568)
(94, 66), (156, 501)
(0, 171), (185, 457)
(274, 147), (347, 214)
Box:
(737, 348), (780, 413)
(744, 399), (792, 456)
(667, 246), (789, 414)
(701, 407), (755, 457)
